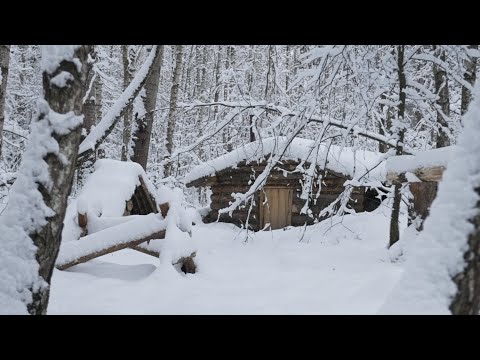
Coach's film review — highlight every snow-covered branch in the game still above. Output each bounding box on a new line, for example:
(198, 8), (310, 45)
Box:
(77, 45), (161, 165)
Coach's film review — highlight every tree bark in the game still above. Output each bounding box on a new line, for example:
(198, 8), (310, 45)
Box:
(131, 45), (164, 170)
(0, 45), (10, 159)
(56, 229), (166, 271)
(378, 93), (392, 153)
(77, 46), (100, 188)
(433, 46), (451, 148)
(449, 186), (480, 315)
(461, 45), (478, 116)
(121, 45), (136, 161)
(163, 45), (183, 178)
(389, 45), (407, 248)
(28, 45), (92, 314)
(77, 46), (161, 166)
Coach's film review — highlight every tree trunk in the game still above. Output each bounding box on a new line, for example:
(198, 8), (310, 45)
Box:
(77, 46), (161, 166)
(77, 46), (99, 188)
(0, 45), (10, 159)
(461, 45), (478, 116)
(131, 45), (164, 170)
(433, 46), (451, 148)
(449, 186), (480, 315)
(408, 182), (439, 231)
(121, 45), (137, 161)
(163, 45), (183, 178)
(212, 46), (222, 124)
(27, 46), (91, 314)
(389, 45), (407, 248)
(378, 93), (392, 153)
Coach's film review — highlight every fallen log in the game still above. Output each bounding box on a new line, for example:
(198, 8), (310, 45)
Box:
(56, 213), (166, 270)
(130, 244), (160, 258)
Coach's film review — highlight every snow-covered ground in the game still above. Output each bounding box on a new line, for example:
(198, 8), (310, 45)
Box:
(49, 204), (406, 314)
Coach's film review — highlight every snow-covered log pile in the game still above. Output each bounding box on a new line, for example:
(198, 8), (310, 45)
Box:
(57, 159), (194, 271)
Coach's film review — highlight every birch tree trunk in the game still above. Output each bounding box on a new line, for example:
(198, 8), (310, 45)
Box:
(77, 46), (161, 166)
(163, 45), (183, 178)
(77, 46), (102, 188)
(433, 46), (451, 148)
(461, 45), (478, 116)
(0, 45), (10, 159)
(212, 46), (222, 124)
(0, 46), (91, 314)
(131, 45), (164, 170)
(389, 45), (407, 248)
(121, 45), (136, 161)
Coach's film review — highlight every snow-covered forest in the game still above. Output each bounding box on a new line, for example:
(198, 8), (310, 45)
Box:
(0, 45), (479, 315)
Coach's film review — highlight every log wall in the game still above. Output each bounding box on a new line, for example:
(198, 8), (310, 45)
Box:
(200, 161), (366, 231)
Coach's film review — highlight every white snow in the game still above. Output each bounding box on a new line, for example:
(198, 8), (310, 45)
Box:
(78, 46), (158, 155)
(62, 159), (161, 243)
(386, 146), (454, 175)
(41, 46), (80, 74)
(379, 83), (480, 315)
(50, 71), (74, 88)
(0, 97), (83, 314)
(56, 213), (166, 268)
(48, 203), (406, 314)
(75, 159), (156, 218)
(184, 137), (385, 185)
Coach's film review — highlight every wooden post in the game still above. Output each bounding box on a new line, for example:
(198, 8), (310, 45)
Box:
(408, 182), (439, 231)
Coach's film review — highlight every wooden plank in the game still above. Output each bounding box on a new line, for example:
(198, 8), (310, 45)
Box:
(287, 188), (293, 226)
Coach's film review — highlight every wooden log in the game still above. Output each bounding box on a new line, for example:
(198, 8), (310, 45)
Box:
(186, 175), (217, 188)
(56, 229), (166, 270)
(138, 176), (159, 213)
(78, 212), (87, 229)
(130, 244), (160, 258)
(386, 165), (446, 185)
(159, 202), (170, 217)
(408, 182), (438, 231)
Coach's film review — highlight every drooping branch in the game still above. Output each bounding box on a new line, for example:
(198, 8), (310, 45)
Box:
(172, 100), (413, 155)
(77, 45), (161, 166)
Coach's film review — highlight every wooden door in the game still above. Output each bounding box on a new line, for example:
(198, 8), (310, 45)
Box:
(260, 187), (293, 230)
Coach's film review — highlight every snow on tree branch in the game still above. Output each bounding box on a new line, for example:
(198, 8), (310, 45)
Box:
(379, 83), (480, 315)
(77, 45), (160, 165)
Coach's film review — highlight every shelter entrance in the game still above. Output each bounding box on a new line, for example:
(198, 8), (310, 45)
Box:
(260, 187), (293, 230)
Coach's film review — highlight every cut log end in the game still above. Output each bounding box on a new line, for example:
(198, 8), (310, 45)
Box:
(78, 212), (88, 229)
(159, 202), (170, 218)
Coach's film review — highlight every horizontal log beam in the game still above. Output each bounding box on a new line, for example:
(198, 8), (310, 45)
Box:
(56, 230), (166, 270)
(386, 166), (446, 184)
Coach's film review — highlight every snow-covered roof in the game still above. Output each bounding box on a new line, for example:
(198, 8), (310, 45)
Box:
(184, 137), (385, 185)
(76, 159), (160, 217)
(385, 146), (454, 175)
